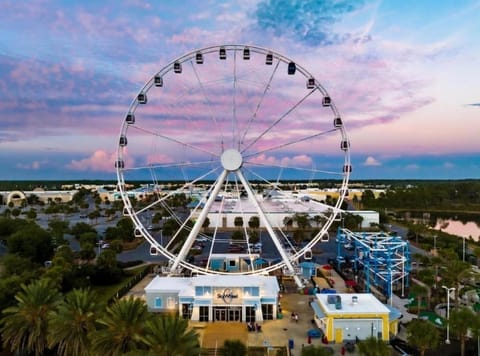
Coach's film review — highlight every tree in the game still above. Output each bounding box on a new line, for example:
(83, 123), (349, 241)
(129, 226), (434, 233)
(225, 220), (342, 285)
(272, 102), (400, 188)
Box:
(410, 283), (428, 315)
(234, 216), (244, 228)
(357, 336), (389, 356)
(48, 288), (104, 356)
(301, 345), (334, 356)
(7, 225), (54, 264)
(407, 319), (439, 356)
(449, 307), (479, 356)
(232, 230), (243, 241)
(248, 216), (260, 230)
(222, 339), (247, 356)
(90, 297), (150, 356)
(141, 314), (200, 356)
(1, 279), (62, 356)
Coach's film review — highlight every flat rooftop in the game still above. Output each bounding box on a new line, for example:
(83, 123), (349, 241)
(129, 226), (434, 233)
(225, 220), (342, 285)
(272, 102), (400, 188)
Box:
(315, 293), (390, 315)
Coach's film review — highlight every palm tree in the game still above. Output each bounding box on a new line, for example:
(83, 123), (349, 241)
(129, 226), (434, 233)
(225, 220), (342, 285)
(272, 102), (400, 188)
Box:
(410, 283), (428, 315)
(406, 319), (440, 356)
(141, 314), (200, 356)
(90, 296), (150, 356)
(449, 307), (479, 356)
(301, 344), (333, 356)
(222, 339), (247, 356)
(48, 288), (104, 356)
(1, 279), (62, 356)
(357, 336), (389, 356)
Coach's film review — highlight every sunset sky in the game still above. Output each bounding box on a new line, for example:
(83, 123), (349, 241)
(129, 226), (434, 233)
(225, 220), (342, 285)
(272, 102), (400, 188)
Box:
(0, 0), (479, 181)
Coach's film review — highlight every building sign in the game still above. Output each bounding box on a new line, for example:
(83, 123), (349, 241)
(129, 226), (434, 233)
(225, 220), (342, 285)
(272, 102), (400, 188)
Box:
(214, 288), (241, 304)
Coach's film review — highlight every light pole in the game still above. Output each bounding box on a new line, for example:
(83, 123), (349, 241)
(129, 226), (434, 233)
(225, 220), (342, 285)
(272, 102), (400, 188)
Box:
(442, 285), (455, 345)
(159, 228), (163, 246)
(463, 236), (466, 262)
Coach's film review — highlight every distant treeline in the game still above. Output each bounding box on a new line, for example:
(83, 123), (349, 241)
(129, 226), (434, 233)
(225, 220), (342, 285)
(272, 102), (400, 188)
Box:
(361, 180), (480, 214)
(1, 179), (479, 191)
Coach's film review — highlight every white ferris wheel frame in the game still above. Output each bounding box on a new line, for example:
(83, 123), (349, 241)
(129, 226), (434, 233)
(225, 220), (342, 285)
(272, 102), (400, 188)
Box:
(115, 44), (351, 287)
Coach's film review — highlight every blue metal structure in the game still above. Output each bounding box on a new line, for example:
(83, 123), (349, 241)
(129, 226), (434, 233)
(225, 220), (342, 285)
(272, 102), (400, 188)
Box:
(336, 228), (410, 302)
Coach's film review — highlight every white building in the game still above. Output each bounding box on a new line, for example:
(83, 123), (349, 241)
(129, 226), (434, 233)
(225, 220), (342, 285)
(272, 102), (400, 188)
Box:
(310, 293), (401, 343)
(145, 275), (280, 323)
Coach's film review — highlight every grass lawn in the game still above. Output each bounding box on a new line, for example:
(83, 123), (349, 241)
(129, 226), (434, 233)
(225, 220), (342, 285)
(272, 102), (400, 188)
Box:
(90, 265), (148, 304)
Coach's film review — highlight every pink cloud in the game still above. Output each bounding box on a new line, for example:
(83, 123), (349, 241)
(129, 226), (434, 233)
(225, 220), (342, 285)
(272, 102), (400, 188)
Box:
(67, 150), (118, 172)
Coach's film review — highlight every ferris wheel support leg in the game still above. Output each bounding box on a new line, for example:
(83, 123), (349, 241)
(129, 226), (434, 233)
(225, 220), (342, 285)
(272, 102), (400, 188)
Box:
(170, 170), (228, 274)
(236, 170), (303, 288)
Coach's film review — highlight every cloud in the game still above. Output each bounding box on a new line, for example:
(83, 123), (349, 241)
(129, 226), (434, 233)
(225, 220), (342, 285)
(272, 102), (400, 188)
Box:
(466, 103), (480, 107)
(363, 156), (381, 166)
(248, 153), (313, 167)
(443, 162), (455, 169)
(16, 160), (47, 170)
(406, 164), (420, 170)
(254, 0), (365, 46)
(66, 150), (117, 172)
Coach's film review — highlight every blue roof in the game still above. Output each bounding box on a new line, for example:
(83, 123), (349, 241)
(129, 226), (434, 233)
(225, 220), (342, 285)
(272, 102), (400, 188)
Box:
(310, 301), (325, 318)
(385, 304), (403, 321)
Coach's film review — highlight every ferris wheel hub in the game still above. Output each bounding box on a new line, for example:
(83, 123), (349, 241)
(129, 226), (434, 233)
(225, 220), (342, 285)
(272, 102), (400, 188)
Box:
(221, 149), (243, 171)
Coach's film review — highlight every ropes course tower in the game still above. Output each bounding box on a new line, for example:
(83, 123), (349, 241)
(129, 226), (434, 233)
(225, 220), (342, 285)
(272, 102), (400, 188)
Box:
(115, 45), (351, 287)
(336, 228), (410, 303)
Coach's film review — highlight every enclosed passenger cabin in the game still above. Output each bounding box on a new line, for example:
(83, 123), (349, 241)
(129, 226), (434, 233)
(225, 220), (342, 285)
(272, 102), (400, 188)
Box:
(114, 160), (124, 169)
(122, 207), (130, 216)
(150, 246), (158, 256)
(126, 113), (135, 124)
(243, 47), (250, 60)
(321, 233), (329, 242)
(322, 96), (331, 107)
(174, 62), (182, 73)
(334, 117), (343, 128)
(219, 47), (226, 60)
(304, 249), (313, 260)
(138, 92), (147, 104)
(154, 75), (163, 87)
(307, 78), (315, 89)
(288, 62), (296, 75)
(119, 136), (128, 147)
(341, 140), (349, 151)
(265, 53), (273, 65)
(134, 228), (143, 238)
(343, 164), (352, 173)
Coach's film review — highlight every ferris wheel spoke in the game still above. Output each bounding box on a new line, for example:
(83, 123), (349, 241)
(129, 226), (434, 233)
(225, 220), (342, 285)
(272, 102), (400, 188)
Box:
(135, 166), (220, 215)
(240, 60), (280, 147)
(243, 161), (344, 177)
(244, 128), (338, 159)
(131, 125), (220, 158)
(241, 89), (317, 153)
(190, 61), (225, 149)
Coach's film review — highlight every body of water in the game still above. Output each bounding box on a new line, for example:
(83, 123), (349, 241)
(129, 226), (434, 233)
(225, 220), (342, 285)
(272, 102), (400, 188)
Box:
(433, 219), (480, 241)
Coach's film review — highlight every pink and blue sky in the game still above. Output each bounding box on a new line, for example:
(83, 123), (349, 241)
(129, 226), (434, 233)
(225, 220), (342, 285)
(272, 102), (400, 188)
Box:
(0, 0), (479, 180)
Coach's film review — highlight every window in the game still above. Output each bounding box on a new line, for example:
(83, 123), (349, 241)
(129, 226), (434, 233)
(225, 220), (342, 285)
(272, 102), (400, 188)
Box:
(182, 303), (193, 319)
(243, 287), (259, 297)
(245, 306), (256, 322)
(199, 306), (209, 322)
(154, 297), (162, 308)
(261, 304), (273, 320)
(195, 286), (212, 296)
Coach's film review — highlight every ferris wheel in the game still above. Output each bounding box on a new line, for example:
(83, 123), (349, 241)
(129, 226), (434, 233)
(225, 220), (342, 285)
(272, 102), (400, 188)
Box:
(116, 45), (351, 287)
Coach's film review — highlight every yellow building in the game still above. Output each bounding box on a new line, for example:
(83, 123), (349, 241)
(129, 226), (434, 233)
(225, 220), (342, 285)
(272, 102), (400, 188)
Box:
(310, 293), (401, 343)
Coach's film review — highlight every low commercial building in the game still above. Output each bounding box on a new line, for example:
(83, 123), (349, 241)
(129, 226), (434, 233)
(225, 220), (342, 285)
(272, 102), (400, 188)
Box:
(145, 275), (279, 323)
(310, 293), (401, 343)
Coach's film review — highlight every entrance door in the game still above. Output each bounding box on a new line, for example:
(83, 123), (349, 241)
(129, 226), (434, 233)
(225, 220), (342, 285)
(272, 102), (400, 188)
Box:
(228, 307), (241, 322)
(215, 308), (226, 321)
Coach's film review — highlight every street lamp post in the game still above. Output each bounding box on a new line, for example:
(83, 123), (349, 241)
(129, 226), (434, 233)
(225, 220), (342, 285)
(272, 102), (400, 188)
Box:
(442, 285), (455, 345)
